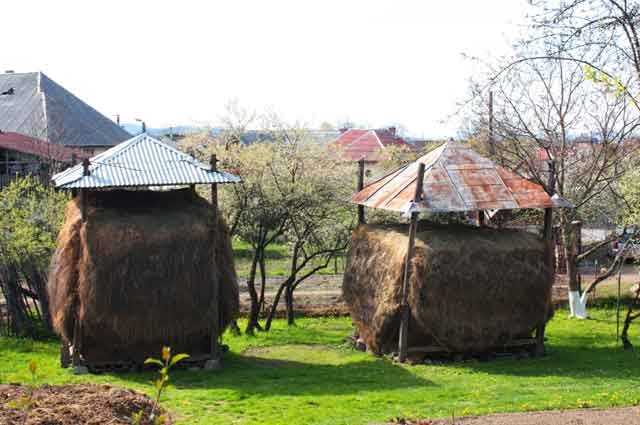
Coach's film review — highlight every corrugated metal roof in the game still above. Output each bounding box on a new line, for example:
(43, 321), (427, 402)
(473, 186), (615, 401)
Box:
(0, 72), (130, 148)
(351, 141), (559, 214)
(52, 134), (240, 189)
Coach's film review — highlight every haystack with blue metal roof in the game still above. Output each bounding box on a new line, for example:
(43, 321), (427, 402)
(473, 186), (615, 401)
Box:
(47, 134), (240, 373)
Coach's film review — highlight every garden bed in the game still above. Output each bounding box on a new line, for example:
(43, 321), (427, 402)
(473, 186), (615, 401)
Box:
(0, 384), (166, 424)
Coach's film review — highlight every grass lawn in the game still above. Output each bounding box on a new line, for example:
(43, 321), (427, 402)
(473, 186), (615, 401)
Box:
(1, 308), (640, 425)
(232, 238), (345, 277)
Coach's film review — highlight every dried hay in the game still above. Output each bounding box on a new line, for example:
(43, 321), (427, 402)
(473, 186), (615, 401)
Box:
(47, 189), (239, 363)
(343, 222), (554, 354)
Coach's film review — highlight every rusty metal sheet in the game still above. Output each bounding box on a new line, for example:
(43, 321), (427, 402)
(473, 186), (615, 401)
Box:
(350, 166), (405, 203)
(423, 182), (467, 211)
(366, 162), (419, 209)
(350, 141), (554, 214)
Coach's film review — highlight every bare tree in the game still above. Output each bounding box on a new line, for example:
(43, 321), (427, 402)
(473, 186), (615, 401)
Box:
(527, 0), (640, 94)
(471, 54), (640, 317)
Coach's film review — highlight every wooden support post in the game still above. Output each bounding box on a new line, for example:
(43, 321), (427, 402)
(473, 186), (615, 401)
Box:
(357, 158), (365, 225)
(210, 155), (219, 225)
(574, 220), (583, 293)
(477, 210), (485, 227)
(398, 162), (426, 363)
(60, 342), (71, 368)
(209, 154), (220, 362)
(538, 158), (555, 356)
(71, 317), (82, 366)
(537, 208), (553, 356)
(80, 159), (90, 223)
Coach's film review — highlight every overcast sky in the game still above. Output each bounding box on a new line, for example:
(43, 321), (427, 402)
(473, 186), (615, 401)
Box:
(2, 1), (529, 137)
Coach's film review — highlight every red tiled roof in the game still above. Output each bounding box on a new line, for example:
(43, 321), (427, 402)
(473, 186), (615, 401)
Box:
(331, 128), (414, 161)
(333, 129), (368, 147)
(0, 132), (88, 162)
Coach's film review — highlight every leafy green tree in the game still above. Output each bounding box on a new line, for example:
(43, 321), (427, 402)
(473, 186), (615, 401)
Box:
(0, 176), (68, 264)
(0, 176), (69, 335)
(182, 113), (356, 333)
(261, 122), (354, 328)
(620, 167), (640, 225)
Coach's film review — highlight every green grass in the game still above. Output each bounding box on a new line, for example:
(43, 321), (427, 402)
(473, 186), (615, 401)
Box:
(1, 309), (640, 425)
(232, 238), (345, 277)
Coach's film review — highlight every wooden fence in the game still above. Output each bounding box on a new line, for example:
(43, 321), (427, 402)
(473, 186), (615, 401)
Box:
(0, 172), (51, 191)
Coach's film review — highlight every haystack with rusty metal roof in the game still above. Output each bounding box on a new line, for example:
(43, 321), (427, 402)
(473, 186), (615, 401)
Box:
(344, 141), (566, 362)
(48, 134), (240, 373)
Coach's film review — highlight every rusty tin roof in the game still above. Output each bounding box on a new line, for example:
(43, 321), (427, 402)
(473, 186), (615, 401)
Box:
(351, 141), (558, 214)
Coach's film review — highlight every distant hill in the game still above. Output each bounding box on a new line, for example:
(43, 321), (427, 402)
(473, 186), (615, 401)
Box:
(120, 124), (339, 145)
(120, 123), (205, 137)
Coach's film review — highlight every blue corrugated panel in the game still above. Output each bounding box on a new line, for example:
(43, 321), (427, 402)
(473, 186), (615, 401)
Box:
(52, 134), (241, 189)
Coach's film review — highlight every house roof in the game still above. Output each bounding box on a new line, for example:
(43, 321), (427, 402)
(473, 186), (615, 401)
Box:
(0, 131), (87, 162)
(351, 141), (564, 214)
(333, 128), (414, 161)
(53, 134), (241, 189)
(0, 71), (130, 148)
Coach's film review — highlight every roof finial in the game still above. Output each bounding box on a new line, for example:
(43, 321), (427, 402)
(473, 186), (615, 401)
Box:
(82, 158), (91, 176)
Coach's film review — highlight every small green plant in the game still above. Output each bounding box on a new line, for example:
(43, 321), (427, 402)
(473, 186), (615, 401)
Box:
(7, 360), (38, 425)
(131, 346), (189, 425)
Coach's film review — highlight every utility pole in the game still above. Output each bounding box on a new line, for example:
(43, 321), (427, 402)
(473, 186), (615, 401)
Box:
(488, 90), (495, 155)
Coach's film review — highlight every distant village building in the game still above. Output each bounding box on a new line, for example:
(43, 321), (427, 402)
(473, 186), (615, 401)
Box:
(0, 71), (130, 154)
(330, 127), (415, 163)
(0, 71), (128, 188)
(0, 131), (86, 188)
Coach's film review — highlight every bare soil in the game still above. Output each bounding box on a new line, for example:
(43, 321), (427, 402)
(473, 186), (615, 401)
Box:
(0, 384), (167, 425)
(411, 406), (640, 424)
(238, 274), (350, 317)
(237, 267), (639, 318)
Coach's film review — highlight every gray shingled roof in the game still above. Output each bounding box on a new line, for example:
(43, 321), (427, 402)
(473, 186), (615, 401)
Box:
(0, 71), (130, 148)
(52, 134), (241, 189)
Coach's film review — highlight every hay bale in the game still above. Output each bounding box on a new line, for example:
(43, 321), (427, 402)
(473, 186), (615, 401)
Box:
(47, 189), (239, 363)
(343, 223), (554, 354)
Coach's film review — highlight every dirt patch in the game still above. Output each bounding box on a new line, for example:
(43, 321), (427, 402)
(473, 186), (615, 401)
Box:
(238, 274), (350, 317)
(390, 406), (640, 425)
(0, 384), (168, 424)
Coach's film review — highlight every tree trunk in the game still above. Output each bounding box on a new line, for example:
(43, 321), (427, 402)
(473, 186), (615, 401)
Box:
(0, 262), (32, 336)
(285, 285), (295, 326)
(245, 248), (262, 334)
(264, 277), (293, 331)
(23, 261), (52, 332)
(258, 251), (267, 315)
(620, 286), (640, 350)
(564, 220), (587, 318)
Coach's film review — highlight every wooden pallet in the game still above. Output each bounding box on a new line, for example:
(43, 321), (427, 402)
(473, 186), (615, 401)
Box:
(60, 343), (225, 374)
(349, 336), (542, 364)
